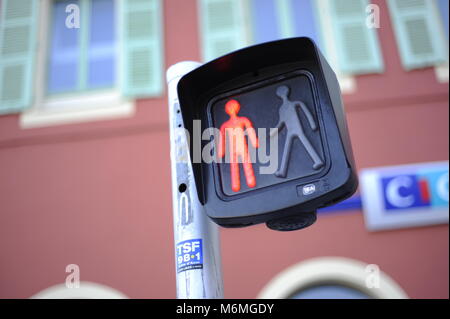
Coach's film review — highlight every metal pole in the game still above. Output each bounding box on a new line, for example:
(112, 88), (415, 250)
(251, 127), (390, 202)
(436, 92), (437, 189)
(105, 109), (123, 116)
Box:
(166, 61), (224, 299)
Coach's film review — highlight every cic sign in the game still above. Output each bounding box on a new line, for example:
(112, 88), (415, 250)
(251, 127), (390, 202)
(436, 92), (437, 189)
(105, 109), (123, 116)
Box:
(361, 161), (449, 231)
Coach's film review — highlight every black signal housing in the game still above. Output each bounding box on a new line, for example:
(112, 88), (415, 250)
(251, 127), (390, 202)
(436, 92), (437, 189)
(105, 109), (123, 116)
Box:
(177, 37), (358, 231)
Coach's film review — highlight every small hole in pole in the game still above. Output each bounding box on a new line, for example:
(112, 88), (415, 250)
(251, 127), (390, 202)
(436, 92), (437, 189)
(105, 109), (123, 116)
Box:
(178, 183), (187, 193)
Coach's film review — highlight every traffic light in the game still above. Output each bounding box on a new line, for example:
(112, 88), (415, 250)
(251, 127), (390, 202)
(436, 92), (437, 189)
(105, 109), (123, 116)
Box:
(177, 37), (358, 231)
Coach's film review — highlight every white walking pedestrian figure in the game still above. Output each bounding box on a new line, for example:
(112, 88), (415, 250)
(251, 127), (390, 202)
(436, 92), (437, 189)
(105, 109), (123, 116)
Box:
(270, 85), (324, 178)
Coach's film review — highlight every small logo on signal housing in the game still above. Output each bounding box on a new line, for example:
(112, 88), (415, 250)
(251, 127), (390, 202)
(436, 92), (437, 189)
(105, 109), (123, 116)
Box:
(303, 184), (316, 195)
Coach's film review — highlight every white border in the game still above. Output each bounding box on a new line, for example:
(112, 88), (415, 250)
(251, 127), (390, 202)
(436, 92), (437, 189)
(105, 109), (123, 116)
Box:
(20, 90), (135, 128)
(257, 257), (408, 299)
(30, 281), (128, 299)
(19, 0), (135, 129)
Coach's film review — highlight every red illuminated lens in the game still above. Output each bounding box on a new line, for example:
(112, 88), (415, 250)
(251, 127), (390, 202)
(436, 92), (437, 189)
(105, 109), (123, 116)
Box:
(418, 179), (431, 204)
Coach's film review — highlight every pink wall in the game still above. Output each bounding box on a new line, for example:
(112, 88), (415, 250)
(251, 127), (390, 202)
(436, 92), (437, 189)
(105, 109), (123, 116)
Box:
(0, 0), (448, 298)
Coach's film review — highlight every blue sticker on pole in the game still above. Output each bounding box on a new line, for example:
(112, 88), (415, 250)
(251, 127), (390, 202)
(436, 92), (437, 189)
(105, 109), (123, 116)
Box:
(176, 239), (203, 273)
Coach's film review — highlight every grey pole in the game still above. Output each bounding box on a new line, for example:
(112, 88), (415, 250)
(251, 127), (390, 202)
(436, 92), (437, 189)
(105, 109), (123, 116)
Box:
(166, 61), (224, 298)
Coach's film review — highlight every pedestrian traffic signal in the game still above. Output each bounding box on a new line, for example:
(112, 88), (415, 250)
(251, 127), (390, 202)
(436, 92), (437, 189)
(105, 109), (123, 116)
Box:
(177, 37), (358, 231)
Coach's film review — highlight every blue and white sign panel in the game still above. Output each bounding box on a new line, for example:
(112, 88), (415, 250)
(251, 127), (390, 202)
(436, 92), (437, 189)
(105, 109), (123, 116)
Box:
(360, 161), (449, 231)
(176, 239), (203, 273)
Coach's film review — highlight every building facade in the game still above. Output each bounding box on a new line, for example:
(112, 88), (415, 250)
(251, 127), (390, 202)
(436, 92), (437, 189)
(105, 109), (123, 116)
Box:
(0, 0), (448, 298)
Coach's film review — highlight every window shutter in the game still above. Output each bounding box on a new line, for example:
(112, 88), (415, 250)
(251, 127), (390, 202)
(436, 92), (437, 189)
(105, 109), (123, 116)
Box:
(121, 0), (164, 98)
(387, 0), (448, 70)
(329, 0), (384, 74)
(0, 0), (38, 114)
(200, 0), (248, 62)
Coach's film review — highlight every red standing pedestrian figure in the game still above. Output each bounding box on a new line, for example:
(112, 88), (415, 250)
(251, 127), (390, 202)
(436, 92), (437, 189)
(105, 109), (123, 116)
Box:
(218, 99), (259, 192)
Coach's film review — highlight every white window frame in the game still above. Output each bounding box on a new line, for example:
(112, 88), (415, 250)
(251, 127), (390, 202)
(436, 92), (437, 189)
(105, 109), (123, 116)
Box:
(30, 281), (128, 299)
(20, 0), (135, 129)
(258, 257), (408, 299)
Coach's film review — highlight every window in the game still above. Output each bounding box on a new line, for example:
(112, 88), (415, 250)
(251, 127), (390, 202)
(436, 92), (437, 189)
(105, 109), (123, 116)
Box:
(258, 257), (408, 299)
(198, 0), (250, 62)
(0, 0), (164, 127)
(251, 0), (322, 46)
(198, 0), (384, 93)
(47, 0), (117, 95)
(199, 0), (325, 61)
(291, 285), (371, 299)
(436, 0), (449, 40)
(387, 0), (448, 71)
